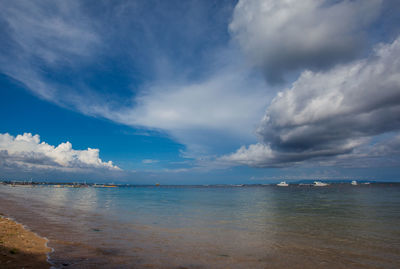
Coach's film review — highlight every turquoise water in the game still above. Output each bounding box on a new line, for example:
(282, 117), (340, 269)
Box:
(0, 184), (399, 268)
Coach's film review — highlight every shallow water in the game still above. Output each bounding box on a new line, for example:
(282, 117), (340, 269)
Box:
(0, 184), (399, 268)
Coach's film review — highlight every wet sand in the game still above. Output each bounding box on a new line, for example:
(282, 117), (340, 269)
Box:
(0, 214), (51, 269)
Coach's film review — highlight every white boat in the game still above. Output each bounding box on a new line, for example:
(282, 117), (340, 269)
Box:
(314, 181), (329, 187)
(351, 180), (358, 186)
(277, 181), (289, 187)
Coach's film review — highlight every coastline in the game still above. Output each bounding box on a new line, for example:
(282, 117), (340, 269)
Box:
(0, 214), (52, 269)
(1, 184), (399, 268)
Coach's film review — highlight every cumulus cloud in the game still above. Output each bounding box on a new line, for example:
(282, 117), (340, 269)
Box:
(229, 0), (382, 83)
(222, 36), (400, 167)
(0, 133), (119, 171)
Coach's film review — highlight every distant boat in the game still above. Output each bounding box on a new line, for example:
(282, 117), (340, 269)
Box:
(277, 181), (289, 187)
(351, 180), (358, 186)
(103, 185), (117, 188)
(93, 184), (117, 188)
(314, 181), (329, 187)
(155, 183), (160, 186)
(362, 182), (370, 185)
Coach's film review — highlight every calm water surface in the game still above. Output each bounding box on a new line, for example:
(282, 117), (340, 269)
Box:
(0, 184), (399, 268)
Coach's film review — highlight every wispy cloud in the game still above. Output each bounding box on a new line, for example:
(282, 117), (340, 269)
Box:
(142, 159), (159, 164)
(0, 0), (267, 158)
(0, 1), (100, 102)
(112, 59), (270, 155)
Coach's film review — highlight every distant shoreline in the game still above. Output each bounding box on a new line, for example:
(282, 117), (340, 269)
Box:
(1, 180), (399, 188)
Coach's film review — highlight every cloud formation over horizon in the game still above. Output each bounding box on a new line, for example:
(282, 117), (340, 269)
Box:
(1, 0), (400, 178)
(0, 133), (119, 172)
(223, 36), (400, 167)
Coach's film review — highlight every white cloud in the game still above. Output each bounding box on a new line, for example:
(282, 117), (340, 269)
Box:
(106, 61), (271, 155)
(229, 0), (382, 82)
(222, 36), (400, 167)
(0, 133), (119, 171)
(220, 143), (275, 167)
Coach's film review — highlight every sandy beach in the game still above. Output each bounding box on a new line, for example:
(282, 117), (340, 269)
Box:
(0, 214), (51, 269)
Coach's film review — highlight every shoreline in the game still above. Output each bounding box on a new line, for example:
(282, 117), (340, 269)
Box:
(1, 184), (399, 268)
(0, 213), (52, 269)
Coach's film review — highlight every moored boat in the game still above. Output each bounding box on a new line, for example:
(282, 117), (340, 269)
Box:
(277, 181), (289, 187)
(313, 181), (329, 187)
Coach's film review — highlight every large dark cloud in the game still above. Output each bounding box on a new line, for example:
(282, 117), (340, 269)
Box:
(229, 0), (383, 83)
(222, 37), (400, 167)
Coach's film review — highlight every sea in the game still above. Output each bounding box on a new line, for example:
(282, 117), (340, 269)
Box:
(0, 183), (399, 268)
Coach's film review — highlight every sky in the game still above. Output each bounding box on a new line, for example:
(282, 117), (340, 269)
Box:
(1, 0), (400, 184)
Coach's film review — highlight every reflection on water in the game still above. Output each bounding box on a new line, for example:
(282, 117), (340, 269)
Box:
(0, 184), (399, 268)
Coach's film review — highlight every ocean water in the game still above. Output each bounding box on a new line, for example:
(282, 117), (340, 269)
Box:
(0, 184), (399, 268)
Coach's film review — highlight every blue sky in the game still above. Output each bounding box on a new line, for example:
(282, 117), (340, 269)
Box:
(1, 0), (400, 183)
